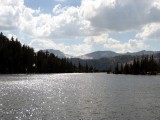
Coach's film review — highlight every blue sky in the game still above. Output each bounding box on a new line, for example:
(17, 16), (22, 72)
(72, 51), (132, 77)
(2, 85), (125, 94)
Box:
(25, 0), (81, 13)
(1, 0), (160, 56)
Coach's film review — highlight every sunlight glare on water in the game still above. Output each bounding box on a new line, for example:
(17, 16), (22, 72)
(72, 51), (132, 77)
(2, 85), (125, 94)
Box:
(0, 73), (160, 120)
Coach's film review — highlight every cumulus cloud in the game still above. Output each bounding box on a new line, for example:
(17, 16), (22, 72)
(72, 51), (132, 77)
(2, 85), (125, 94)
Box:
(0, 0), (23, 30)
(84, 34), (120, 46)
(53, 4), (63, 14)
(81, 0), (160, 32)
(1, 0), (160, 36)
(50, 6), (91, 38)
(137, 23), (160, 40)
(29, 39), (92, 56)
(104, 39), (147, 53)
(19, 12), (52, 37)
(29, 39), (57, 51)
(1, 0), (160, 55)
(18, 4), (92, 39)
(0, 0), (93, 55)
(84, 33), (146, 53)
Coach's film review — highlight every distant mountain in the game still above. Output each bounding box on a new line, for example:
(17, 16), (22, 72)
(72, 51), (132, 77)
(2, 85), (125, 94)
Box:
(70, 51), (160, 71)
(124, 50), (159, 56)
(71, 55), (135, 71)
(77, 50), (160, 60)
(78, 51), (120, 59)
(40, 49), (160, 71)
(42, 49), (73, 58)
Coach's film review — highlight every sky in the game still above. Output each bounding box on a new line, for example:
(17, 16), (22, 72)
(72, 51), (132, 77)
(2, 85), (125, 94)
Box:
(1, 0), (160, 56)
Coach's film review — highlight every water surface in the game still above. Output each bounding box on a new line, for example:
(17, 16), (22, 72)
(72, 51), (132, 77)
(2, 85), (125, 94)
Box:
(0, 73), (160, 120)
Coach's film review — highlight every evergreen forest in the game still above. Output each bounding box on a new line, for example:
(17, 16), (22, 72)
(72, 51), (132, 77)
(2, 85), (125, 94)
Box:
(114, 56), (160, 75)
(1, 32), (160, 75)
(0, 32), (94, 74)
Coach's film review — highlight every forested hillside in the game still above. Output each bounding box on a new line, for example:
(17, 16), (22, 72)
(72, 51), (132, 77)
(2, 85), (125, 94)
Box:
(114, 56), (160, 75)
(0, 33), (94, 73)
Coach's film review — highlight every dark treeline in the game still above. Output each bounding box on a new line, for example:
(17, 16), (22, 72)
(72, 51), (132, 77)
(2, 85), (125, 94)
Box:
(114, 55), (160, 75)
(0, 32), (95, 74)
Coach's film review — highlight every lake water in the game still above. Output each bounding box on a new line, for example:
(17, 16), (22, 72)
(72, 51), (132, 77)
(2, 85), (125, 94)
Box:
(0, 73), (160, 120)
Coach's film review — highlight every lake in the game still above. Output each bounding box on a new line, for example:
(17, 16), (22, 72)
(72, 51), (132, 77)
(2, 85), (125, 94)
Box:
(0, 73), (160, 120)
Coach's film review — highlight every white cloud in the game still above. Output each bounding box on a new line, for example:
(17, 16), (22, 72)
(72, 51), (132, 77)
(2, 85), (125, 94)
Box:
(84, 34), (108, 44)
(1, 0), (160, 55)
(19, 12), (52, 37)
(153, 0), (160, 9)
(0, 0), (23, 30)
(104, 39), (147, 53)
(29, 39), (57, 51)
(65, 44), (92, 56)
(30, 33), (146, 56)
(1, 0), (160, 37)
(137, 23), (160, 40)
(81, 0), (160, 32)
(18, 4), (92, 39)
(85, 33), (120, 45)
(84, 33), (146, 53)
(53, 4), (63, 14)
(29, 39), (92, 56)
(0, 0), (24, 7)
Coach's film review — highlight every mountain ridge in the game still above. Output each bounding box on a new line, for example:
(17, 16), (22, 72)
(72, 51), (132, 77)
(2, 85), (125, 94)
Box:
(42, 49), (73, 58)
(77, 51), (119, 59)
(42, 49), (160, 71)
(43, 49), (160, 60)
(78, 50), (160, 59)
